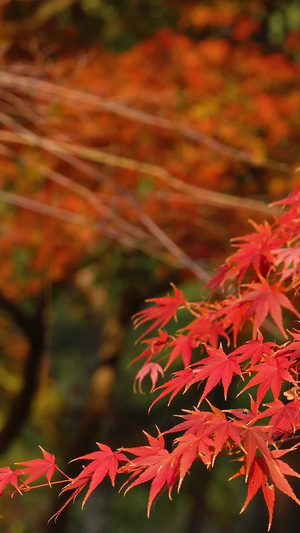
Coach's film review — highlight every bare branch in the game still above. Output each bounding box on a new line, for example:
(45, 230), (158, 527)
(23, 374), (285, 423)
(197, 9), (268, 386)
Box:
(0, 70), (291, 174)
(0, 129), (281, 217)
(0, 190), (138, 248)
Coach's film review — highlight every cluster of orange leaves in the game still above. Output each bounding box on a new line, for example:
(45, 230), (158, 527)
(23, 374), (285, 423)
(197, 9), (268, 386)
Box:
(0, 2), (300, 301)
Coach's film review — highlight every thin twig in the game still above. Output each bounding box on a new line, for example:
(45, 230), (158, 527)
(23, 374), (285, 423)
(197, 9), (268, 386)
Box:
(0, 114), (217, 281)
(40, 166), (149, 242)
(0, 190), (137, 248)
(0, 129), (281, 217)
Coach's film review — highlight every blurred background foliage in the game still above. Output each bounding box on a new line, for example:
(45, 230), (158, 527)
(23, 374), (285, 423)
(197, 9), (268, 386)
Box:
(0, 0), (300, 531)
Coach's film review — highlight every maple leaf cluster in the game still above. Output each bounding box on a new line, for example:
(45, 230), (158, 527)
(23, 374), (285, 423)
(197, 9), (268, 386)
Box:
(1, 187), (300, 529)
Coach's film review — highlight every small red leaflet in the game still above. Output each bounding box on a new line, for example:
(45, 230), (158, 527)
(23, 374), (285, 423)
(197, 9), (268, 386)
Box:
(133, 284), (186, 341)
(17, 446), (57, 487)
(242, 278), (299, 337)
(120, 429), (178, 517)
(194, 344), (242, 404)
(238, 353), (296, 406)
(232, 331), (277, 366)
(0, 467), (22, 496)
(134, 362), (164, 393)
(231, 449), (300, 531)
(230, 456), (275, 531)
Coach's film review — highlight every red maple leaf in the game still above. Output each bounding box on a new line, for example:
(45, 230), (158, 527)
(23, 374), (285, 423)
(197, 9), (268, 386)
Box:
(17, 447), (57, 487)
(231, 449), (300, 531)
(232, 331), (277, 366)
(184, 314), (230, 349)
(201, 406), (244, 463)
(193, 345), (241, 404)
(0, 467), (22, 496)
(131, 330), (171, 365)
(238, 354), (296, 405)
(170, 433), (212, 486)
(241, 278), (299, 337)
(272, 185), (300, 206)
(239, 425), (274, 475)
(206, 263), (231, 291)
(164, 334), (194, 369)
(256, 398), (300, 437)
(133, 284), (186, 341)
(207, 221), (280, 289)
(216, 296), (250, 345)
(273, 245), (300, 281)
(278, 327), (300, 363)
(150, 367), (194, 408)
(228, 394), (260, 425)
(52, 443), (127, 520)
(151, 344), (242, 408)
(73, 443), (126, 502)
(228, 221), (279, 284)
(266, 452), (300, 510)
(120, 430), (179, 516)
(165, 409), (216, 467)
(231, 456), (275, 531)
(164, 407), (214, 436)
(134, 362), (164, 393)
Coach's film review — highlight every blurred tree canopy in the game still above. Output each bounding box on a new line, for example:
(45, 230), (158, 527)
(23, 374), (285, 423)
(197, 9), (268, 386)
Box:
(0, 1), (299, 531)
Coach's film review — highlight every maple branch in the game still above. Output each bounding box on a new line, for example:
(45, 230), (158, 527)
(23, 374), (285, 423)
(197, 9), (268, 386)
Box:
(56, 157), (212, 283)
(39, 166), (149, 242)
(0, 190), (139, 249)
(22, 479), (70, 491)
(0, 113), (277, 283)
(0, 70), (291, 174)
(136, 211), (212, 282)
(0, 113), (280, 284)
(0, 112), (213, 281)
(38, 139), (281, 217)
(0, 108), (281, 285)
(52, 152), (212, 283)
(0, 131), (154, 252)
(0, 108), (281, 283)
(0, 134), (286, 294)
(0, 128), (281, 218)
(275, 434), (300, 447)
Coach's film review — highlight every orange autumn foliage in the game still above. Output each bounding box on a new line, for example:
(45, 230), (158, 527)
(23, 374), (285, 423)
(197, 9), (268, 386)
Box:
(0, 3), (299, 302)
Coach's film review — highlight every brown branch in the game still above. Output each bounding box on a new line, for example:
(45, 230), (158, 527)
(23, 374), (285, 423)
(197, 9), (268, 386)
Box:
(0, 70), (291, 174)
(0, 122), (281, 218)
(0, 120), (213, 281)
(0, 113), (280, 282)
(136, 210), (212, 282)
(0, 110), (280, 217)
(0, 189), (149, 251)
(40, 166), (149, 242)
(36, 139), (282, 216)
